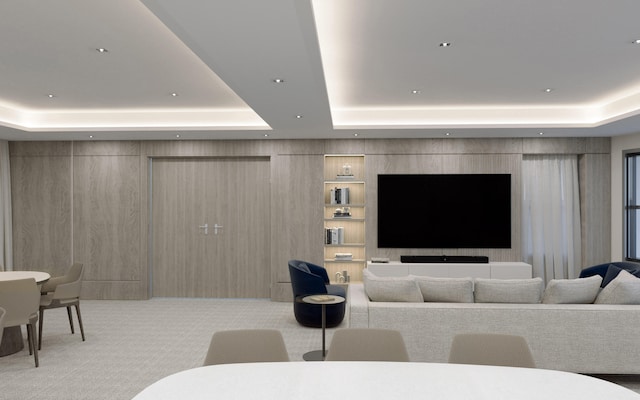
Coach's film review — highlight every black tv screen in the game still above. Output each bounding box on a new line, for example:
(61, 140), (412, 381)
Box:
(377, 174), (511, 248)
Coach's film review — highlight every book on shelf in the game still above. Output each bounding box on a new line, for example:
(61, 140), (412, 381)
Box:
(336, 174), (355, 180)
(334, 252), (353, 261)
(330, 187), (350, 205)
(325, 227), (345, 244)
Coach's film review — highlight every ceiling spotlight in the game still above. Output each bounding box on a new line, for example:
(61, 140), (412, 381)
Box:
(47, 94), (55, 98)
(633, 39), (640, 44)
(264, 134), (269, 137)
(411, 90), (421, 94)
(544, 88), (553, 93)
(171, 92), (178, 97)
(295, 115), (303, 119)
(439, 42), (451, 47)
(96, 48), (109, 53)
(272, 78), (285, 83)
(176, 134), (180, 138)
(445, 132), (451, 136)
(89, 135), (94, 139)
(539, 132), (544, 135)
(354, 133), (359, 137)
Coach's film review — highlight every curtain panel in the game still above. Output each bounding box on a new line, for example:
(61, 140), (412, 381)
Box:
(0, 141), (12, 271)
(522, 155), (581, 282)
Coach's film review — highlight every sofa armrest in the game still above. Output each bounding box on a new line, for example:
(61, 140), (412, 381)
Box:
(347, 283), (369, 328)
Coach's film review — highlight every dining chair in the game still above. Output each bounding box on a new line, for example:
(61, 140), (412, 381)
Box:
(38, 263), (85, 350)
(0, 278), (41, 367)
(0, 307), (5, 347)
(325, 328), (410, 361)
(448, 333), (536, 368)
(203, 329), (290, 365)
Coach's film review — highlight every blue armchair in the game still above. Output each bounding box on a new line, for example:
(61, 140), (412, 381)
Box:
(288, 260), (346, 328)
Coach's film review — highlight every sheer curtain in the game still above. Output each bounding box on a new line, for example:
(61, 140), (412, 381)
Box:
(0, 141), (12, 271)
(522, 155), (581, 282)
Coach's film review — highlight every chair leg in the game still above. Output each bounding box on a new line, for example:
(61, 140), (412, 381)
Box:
(67, 306), (75, 334)
(27, 324), (33, 355)
(38, 308), (44, 350)
(27, 323), (39, 367)
(75, 303), (85, 341)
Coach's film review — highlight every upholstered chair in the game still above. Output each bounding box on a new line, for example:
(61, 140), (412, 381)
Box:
(203, 329), (289, 365)
(0, 278), (40, 367)
(325, 328), (410, 361)
(448, 333), (536, 368)
(288, 260), (346, 328)
(39, 263), (85, 349)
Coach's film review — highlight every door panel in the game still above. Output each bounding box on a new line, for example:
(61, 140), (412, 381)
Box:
(152, 157), (270, 298)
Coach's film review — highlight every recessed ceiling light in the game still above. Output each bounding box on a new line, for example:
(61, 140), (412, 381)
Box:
(96, 48), (109, 53)
(539, 132), (544, 135)
(439, 42), (451, 47)
(89, 135), (94, 139)
(295, 115), (303, 119)
(633, 39), (640, 44)
(272, 78), (285, 83)
(354, 133), (358, 137)
(411, 90), (421, 94)
(445, 132), (451, 136)
(544, 88), (554, 93)
(264, 134), (269, 137)
(171, 93), (178, 97)
(47, 94), (55, 98)
(176, 134), (180, 138)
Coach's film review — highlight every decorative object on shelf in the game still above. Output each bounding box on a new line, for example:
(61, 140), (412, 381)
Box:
(335, 270), (351, 283)
(336, 163), (354, 180)
(333, 207), (352, 218)
(335, 253), (353, 261)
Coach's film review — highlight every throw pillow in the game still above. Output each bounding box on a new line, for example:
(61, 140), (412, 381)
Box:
(541, 275), (602, 304)
(602, 264), (640, 287)
(362, 269), (423, 302)
(474, 277), (544, 304)
(411, 275), (474, 303)
(595, 269), (640, 304)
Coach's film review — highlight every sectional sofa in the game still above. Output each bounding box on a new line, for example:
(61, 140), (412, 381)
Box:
(347, 268), (640, 374)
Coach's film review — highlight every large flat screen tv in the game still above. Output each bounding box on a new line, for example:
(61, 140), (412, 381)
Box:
(377, 174), (511, 248)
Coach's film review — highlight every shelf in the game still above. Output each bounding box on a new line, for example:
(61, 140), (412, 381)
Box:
(325, 243), (365, 247)
(325, 218), (365, 222)
(324, 259), (367, 264)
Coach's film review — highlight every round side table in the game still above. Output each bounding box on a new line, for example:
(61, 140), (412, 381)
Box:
(301, 294), (345, 361)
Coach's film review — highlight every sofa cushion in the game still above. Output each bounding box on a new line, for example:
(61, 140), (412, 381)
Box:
(411, 276), (474, 303)
(602, 264), (640, 287)
(474, 277), (544, 304)
(362, 269), (423, 302)
(542, 275), (602, 304)
(595, 269), (640, 304)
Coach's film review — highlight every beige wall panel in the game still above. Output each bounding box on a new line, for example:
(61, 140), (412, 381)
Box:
(10, 141), (71, 156)
(73, 156), (140, 282)
(11, 156), (71, 274)
(323, 140), (365, 155)
(80, 281), (144, 300)
(522, 138), (588, 154)
(270, 154), (323, 294)
(365, 139), (445, 155)
(579, 154), (611, 267)
(142, 140), (276, 157)
(441, 138), (523, 154)
(584, 137), (611, 154)
(273, 140), (326, 155)
(73, 141), (140, 156)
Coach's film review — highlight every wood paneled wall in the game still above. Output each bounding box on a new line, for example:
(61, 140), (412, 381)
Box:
(9, 137), (611, 300)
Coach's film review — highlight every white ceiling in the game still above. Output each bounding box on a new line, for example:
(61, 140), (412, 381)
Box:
(1, 0), (640, 141)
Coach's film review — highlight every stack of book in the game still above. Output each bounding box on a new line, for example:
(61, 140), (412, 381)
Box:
(334, 253), (353, 261)
(330, 187), (350, 205)
(325, 227), (345, 244)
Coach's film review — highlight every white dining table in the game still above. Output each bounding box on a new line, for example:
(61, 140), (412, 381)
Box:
(132, 361), (640, 400)
(0, 270), (51, 356)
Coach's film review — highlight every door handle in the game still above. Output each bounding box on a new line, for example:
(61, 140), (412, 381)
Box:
(199, 223), (209, 235)
(213, 224), (223, 235)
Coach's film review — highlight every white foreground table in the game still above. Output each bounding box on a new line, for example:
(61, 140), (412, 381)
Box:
(132, 362), (640, 400)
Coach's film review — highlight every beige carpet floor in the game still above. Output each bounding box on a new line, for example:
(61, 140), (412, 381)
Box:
(0, 298), (638, 399)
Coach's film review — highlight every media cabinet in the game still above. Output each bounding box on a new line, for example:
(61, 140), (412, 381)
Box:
(366, 261), (532, 279)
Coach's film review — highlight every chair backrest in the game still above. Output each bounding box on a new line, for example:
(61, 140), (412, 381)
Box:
(41, 262), (84, 294)
(288, 260), (328, 298)
(52, 263), (84, 300)
(325, 328), (410, 362)
(203, 329), (290, 366)
(448, 333), (536, 368)
(0, 307), (5, 346)
(0, 278), (40, 327)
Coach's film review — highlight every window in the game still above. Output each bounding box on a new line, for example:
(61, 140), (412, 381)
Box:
(625, 152), (640, 261)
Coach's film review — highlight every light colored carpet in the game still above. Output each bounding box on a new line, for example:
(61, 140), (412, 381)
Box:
(0, 298), (638, 399)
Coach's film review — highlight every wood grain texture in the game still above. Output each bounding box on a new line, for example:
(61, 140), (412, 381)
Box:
(579, 154), (611, 267)
(152, 157), (271, 298)
(73, 155), (141, 282)
(10, 155), (71, 274)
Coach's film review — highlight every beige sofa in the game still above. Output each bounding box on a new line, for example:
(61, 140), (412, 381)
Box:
(347, 282), (640, 374)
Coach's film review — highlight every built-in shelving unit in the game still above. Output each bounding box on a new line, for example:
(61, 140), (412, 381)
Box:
(323, 155), (365, 283)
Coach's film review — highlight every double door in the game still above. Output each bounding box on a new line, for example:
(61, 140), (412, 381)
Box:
(151, 157), (270, 298)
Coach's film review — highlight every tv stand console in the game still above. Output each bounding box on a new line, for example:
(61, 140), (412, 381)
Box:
(366, 261), (532, 279)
